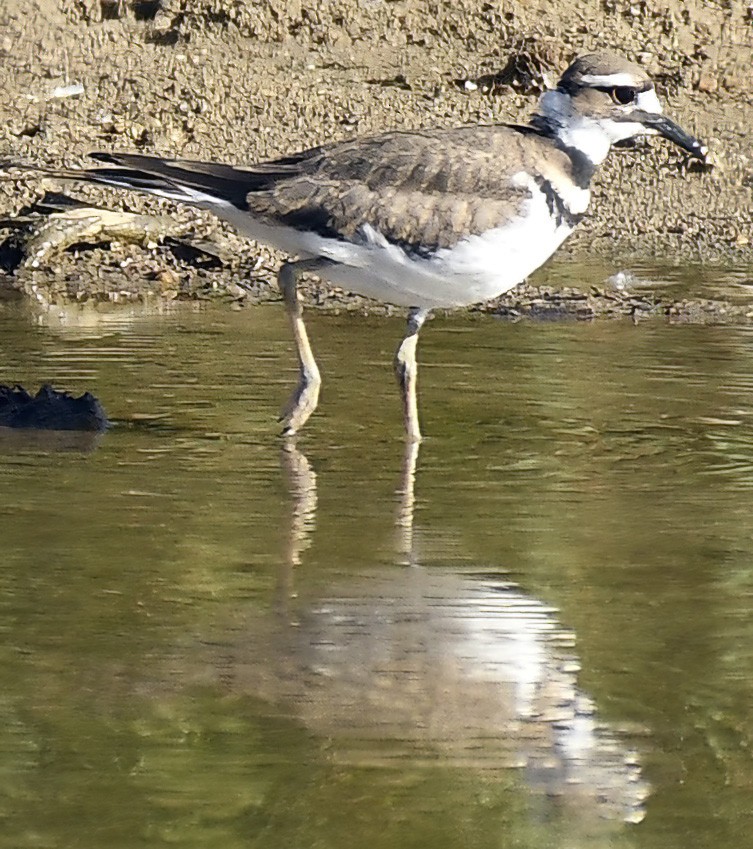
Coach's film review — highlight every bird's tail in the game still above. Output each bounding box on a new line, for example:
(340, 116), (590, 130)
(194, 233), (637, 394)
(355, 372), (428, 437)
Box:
(1, 151), (296, 210)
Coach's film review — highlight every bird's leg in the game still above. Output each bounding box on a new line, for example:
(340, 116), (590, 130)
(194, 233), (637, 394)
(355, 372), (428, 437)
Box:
(277, 259), (330, 436)
(394, 307), (429, 443)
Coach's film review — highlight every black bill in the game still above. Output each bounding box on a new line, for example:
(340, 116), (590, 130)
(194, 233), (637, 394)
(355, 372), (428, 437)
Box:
(631, 111), (709, 162)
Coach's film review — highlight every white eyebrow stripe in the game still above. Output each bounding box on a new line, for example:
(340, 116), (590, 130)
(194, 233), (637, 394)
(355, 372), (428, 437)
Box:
(579, 73), (645, 87)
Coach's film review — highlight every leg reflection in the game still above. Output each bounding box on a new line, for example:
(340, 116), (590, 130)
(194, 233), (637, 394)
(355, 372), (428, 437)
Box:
(280, 436), (421, 572)
(396, 438), (420, 567)
(278, 438), (318, 615)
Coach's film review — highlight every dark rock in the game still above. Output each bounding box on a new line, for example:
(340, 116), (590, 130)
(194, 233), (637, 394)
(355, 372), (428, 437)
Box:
(0, 384), (109, 432)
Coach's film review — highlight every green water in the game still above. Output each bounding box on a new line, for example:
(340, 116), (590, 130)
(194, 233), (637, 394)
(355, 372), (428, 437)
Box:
(2, 272), (753, 848)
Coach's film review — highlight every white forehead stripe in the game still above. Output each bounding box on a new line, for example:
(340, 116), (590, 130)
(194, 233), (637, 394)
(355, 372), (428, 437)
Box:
(579, 73), (645, 87)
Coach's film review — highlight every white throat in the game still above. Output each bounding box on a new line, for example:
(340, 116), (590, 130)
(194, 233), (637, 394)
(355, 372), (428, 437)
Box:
(556, 117), (613, 165)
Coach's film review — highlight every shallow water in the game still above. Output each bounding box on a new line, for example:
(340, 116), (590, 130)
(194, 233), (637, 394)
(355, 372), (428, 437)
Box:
(2, 270), (753, 848)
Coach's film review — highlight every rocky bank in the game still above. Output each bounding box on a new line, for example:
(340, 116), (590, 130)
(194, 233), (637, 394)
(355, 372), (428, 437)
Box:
(0, 0), (751, 316)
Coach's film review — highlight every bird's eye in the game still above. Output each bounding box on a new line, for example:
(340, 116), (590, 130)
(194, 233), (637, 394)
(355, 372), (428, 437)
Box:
(611, 86), (637, 105)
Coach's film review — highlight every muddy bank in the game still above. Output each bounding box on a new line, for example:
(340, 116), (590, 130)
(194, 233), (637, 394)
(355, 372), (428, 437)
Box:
(0, 0), (752, 316)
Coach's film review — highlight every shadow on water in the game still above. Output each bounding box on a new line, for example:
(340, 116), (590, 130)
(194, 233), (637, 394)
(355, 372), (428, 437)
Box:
(0, 426), (105, 453)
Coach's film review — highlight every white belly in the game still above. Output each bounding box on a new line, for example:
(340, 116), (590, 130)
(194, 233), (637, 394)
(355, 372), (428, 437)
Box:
(207, 184), (576, 310)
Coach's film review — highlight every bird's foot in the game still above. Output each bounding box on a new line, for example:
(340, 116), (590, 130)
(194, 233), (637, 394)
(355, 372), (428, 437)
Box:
(278, 372), (321, 436)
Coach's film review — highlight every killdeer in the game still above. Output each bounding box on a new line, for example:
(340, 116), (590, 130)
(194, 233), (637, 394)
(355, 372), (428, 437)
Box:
(5, 52), (707, 441)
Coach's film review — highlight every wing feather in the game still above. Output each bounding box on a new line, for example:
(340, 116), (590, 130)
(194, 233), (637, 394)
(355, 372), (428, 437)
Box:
(7, 125), (577, 253)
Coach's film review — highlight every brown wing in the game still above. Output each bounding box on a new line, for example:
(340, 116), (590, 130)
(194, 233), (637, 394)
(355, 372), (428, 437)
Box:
(11, 125), (575, 253)
(245, 126), (544, 253)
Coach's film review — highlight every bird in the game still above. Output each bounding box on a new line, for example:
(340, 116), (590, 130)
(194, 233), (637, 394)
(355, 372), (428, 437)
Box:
(3, 52), (707, 442)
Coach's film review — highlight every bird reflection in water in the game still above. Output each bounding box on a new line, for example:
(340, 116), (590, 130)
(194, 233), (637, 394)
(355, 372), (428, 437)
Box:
(269, 437), (649, 826)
